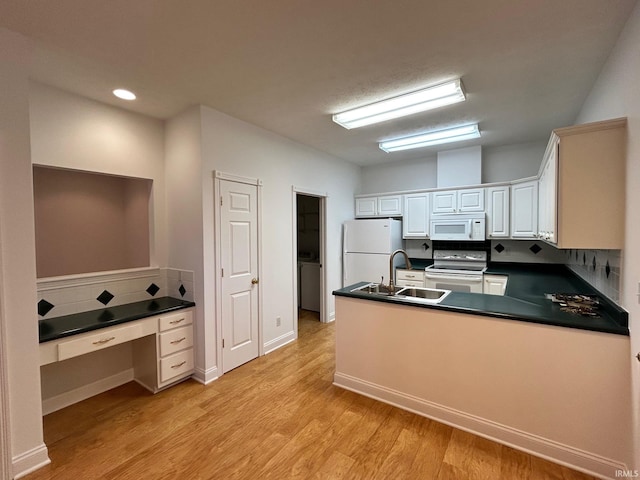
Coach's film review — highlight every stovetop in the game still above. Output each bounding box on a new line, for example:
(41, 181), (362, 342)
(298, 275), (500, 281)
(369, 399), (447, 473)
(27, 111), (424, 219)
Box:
(430, 250), (487, 275)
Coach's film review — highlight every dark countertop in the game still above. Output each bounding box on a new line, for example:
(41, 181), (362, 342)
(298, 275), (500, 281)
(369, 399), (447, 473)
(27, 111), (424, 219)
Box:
(39, 297), (196, 343)
(334, 262), (628, 336)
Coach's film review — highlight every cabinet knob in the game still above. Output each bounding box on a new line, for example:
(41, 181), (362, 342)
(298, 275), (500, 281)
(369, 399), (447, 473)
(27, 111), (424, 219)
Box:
(251, 278), (259, 285)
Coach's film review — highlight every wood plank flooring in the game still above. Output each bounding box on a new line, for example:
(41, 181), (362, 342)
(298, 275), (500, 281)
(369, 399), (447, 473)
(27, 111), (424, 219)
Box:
(26, 310), (595, 479)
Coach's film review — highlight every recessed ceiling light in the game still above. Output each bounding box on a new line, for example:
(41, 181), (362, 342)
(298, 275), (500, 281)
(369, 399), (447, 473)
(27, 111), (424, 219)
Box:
(332, 79), (466, 129)
(379, 123), (481, 153)
(112, 89), (136, 101)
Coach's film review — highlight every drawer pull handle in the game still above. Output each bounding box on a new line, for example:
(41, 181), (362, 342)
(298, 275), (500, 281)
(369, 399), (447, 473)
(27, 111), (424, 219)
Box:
(169, 318), (185, 325)
(171, 361), (187, 369)
(92, 336), (116, 345)
(170, 337), (186, 345)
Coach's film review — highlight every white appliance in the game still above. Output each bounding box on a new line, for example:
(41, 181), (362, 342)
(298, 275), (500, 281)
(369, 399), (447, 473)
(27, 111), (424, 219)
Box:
(430, 213), (486, 241)
(424, 250), (487, 293)
(343, 219), (402, 287)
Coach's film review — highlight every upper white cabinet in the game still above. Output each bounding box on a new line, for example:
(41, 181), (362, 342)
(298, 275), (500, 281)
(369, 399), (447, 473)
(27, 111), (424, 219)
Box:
(432, 188), (484, 214)
(355, 195), (402, 218)
(355, 197), (377, 217)
(402, 193), (430, 239)
(510, 180), (538, 239)
(378, 195), (403, 216)
(537, 138), (558, 244)
(486, 186), (510, 238)
(537, 118), (626, 249)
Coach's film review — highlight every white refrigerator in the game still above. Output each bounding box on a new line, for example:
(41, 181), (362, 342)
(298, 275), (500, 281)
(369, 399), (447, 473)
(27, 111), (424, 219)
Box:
(343, 219), (403, 287)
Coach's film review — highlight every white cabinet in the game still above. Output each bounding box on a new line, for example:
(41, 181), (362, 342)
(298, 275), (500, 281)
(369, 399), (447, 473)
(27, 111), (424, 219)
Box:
(431, 190), (457, 214)
(299, 262), (320, 312)
(133, 309), (195, 393)
(483, 275), (508, 296)
(402, 193), (430, 239)
(355, 195), (402, 217)
(396, 269), (425, 287)
(536, 118), (626, 249)
(486, 186), (510, 238)
(355, 197), (377, 217)
(510, 180), (538, 239)
(538, 138), (558, 244)
(432, 188), (484, 214)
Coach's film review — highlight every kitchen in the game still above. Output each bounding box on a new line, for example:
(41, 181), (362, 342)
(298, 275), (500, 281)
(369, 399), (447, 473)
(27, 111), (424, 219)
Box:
(336, 120), (630, 479)
(1, 1), (640, 479)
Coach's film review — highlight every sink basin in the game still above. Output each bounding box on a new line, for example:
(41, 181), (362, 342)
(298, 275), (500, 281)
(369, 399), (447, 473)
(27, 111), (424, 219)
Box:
(350, 284), (450, 304)
(350, 283), (395, 295)
(395, 287), (451, 303)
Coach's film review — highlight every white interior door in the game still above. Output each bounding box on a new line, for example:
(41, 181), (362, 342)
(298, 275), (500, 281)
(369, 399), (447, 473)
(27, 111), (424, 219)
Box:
(220, 180), (259, 373)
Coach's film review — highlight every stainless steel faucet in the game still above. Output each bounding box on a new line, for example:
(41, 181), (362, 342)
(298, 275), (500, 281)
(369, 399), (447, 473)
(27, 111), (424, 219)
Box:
(388, 249), (412, 295)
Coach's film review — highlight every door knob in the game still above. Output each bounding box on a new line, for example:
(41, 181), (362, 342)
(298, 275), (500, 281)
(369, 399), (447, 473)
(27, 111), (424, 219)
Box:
(251, 278), (259, 285)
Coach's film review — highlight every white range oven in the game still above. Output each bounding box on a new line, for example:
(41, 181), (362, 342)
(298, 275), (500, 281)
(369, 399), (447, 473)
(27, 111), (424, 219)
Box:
(424, 250), (487, 294)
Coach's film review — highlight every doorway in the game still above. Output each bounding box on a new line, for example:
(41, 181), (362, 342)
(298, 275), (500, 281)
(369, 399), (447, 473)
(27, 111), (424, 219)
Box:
(293, 189), (327, 335)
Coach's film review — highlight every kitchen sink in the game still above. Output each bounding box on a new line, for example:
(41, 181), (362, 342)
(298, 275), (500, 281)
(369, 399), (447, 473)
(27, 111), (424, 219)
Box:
(395, 287), (450, 302)
(350, 283), (395, 295)
(350, 284), (450, 304)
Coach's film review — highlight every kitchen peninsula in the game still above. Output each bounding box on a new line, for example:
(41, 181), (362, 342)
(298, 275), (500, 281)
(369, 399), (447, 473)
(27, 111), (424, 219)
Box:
(333, 265), (631, 477)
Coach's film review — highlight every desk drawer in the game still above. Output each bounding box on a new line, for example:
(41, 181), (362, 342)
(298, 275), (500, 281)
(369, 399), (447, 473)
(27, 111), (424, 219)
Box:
(159, 310), (193, 332)
(58, 323), (143, 361)
(158, 325), (194, 357)
(159, 349), (194, 383)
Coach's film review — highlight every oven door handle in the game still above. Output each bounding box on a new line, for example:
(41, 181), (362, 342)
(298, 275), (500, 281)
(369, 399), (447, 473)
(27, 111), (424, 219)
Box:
(424, 273), (483, 282)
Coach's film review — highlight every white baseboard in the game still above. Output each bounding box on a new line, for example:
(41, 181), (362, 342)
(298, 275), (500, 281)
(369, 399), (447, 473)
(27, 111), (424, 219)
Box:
(12, 443), (50, 479)
(192, 366), (219, 385)
(333, 372), (627, 480)
(42, 369), (134, 415)
(263, 331), (295, 354)
(327, 311), (335, 323)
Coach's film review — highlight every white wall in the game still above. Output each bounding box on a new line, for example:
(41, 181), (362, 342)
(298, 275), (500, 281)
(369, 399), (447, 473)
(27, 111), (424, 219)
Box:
(0, 29), (50, 477)
(28, 84), (168, 407)
(359, 141), (545, 194)
(164, 107), (212, 381)
(199, 106), (360, 354)
(360, 155), (437, 194)
(574, 1), (640, 469)
(29, 82), (167, 267)
(482, 142), (546, 183)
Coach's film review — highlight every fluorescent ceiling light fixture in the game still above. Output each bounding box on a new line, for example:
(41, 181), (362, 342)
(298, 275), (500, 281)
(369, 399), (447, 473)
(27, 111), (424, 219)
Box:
(333, 79), (465, 129)
(113, 88), (136, 101)
(379, 123), (481, 153)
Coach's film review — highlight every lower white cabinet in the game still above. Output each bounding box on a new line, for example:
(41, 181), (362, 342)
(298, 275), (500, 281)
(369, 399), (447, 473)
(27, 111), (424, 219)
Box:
(132, 309), (195, 392)
(396, 269), (425, 287)
(483, 275), (508, 296)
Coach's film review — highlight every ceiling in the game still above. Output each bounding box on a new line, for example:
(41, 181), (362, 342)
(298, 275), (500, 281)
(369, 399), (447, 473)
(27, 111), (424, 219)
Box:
(0, 0), (636, 166)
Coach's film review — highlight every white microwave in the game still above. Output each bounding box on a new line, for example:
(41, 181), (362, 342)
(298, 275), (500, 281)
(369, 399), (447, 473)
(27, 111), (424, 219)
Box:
(430, 213), (486, 241)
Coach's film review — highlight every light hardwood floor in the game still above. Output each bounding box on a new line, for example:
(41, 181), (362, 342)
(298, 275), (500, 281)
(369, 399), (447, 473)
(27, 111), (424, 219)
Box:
(26, 310), (595, 480)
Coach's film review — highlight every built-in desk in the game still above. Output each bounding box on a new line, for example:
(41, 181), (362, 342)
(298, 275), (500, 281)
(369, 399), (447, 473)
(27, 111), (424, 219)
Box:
(39, 297), (196, 395)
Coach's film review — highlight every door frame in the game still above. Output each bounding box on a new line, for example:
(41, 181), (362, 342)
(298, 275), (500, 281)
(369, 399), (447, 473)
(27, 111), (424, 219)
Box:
(292, 186), (328, 328)
(0, 218), (12, 479)
(213, 171), (264, 373)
